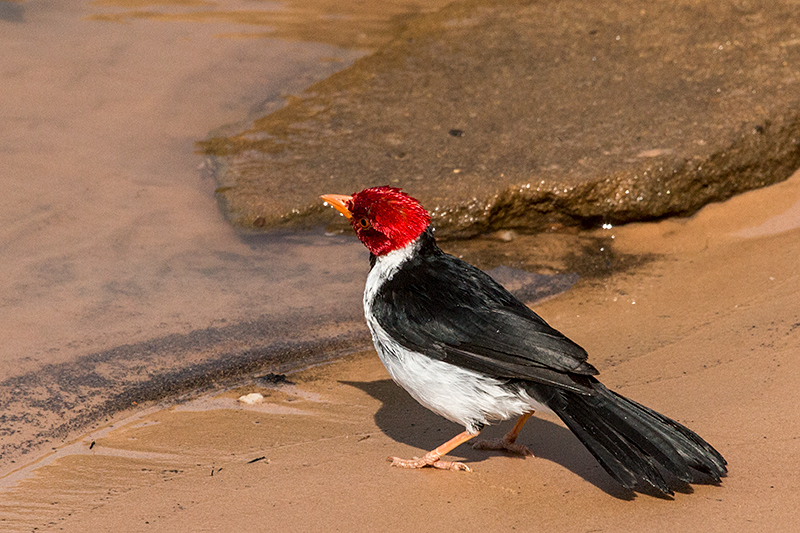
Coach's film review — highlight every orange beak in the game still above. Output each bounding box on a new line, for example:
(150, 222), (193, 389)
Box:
(320, 194), (353, 219)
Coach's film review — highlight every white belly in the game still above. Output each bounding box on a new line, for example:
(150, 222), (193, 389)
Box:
(368, 318), (547, 433)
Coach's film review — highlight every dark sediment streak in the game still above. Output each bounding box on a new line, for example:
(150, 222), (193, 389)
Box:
(0, 311), (370, 475)
(0, 265), (585, 474)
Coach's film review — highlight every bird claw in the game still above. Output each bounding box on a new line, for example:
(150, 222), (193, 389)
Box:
(432, 460), (472, 472)
(472, 438), (534, 457)
(388, 456), (471, 472)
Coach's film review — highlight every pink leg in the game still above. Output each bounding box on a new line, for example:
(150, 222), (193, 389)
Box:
(389, 430), (478, 472)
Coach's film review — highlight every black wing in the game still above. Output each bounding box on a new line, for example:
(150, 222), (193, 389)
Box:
(371, 233), (598, 394)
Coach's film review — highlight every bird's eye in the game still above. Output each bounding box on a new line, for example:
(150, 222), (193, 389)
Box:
(358, 218), (370, 228)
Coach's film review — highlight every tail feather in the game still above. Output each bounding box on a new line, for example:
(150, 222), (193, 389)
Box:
(559, 395), (671, 493)
(607, 392), (727, 481)
(592, 392), (699, 482)
(528, 379), (727, 494)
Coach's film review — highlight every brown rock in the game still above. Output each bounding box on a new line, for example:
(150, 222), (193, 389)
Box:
(203, 0), (800, 237)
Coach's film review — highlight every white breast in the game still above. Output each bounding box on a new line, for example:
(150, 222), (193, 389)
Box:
(363, 240), (548, 433)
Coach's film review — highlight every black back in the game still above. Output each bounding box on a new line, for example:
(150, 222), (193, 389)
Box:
(371, 229), (598, 393)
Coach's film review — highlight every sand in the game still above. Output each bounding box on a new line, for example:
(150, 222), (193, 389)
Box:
(2, 170), (798, 531)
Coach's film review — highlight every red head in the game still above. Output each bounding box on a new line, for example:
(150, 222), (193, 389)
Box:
(321, 186), (431, 256)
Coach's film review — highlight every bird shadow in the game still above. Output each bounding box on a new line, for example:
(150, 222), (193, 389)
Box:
(339, 378), (683, 500)
(340, 379), (636, 500)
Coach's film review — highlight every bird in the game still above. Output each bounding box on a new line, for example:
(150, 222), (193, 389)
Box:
(321, 185), (726, 495)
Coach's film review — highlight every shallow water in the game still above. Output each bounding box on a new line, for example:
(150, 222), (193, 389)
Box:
(1, 0), (369, 378)
(1, 0), (443, 471)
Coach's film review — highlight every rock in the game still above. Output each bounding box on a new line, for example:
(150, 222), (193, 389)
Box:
(238, 393), (265, 405)
(203, 0), (800, 237)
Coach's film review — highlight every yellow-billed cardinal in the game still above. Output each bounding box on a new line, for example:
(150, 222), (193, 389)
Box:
(321, 186), (726, 494)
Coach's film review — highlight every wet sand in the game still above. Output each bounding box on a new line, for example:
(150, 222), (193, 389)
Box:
(3, 171), (798, 531)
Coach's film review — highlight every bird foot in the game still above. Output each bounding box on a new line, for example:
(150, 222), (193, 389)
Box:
(388, 455), (471, 472)
(472, 437), (534, 457)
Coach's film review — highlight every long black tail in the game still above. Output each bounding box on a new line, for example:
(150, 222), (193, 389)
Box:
(528, 379), (727, 495)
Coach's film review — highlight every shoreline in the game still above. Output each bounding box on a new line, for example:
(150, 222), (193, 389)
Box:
(0, 309), (370, 479)
(2, 170), (799, 531)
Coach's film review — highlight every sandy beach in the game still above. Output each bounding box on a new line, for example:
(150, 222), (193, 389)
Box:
(3, 170), (798, 531)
